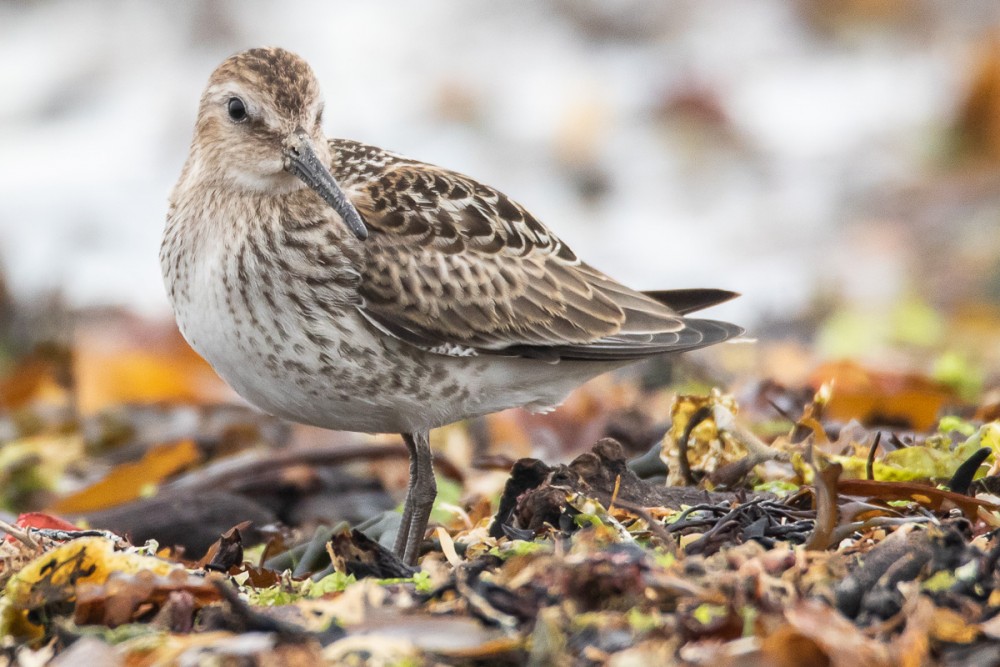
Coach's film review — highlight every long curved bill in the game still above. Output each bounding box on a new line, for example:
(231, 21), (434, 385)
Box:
(284, 131), (369, 241)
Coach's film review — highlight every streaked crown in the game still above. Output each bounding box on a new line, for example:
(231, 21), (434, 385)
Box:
(184, 47), (327, 193)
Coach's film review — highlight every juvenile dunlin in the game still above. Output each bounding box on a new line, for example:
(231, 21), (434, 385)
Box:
(161, 48), (743, 564)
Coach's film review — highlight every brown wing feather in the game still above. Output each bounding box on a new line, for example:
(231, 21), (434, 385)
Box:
(331, 139), (737, 358)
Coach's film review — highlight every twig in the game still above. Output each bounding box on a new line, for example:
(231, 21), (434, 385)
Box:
(160, 441), (462, 497)
(866, 432), (882, 481)
(713, 404), (784, 461)
(210, 576), (312, 638)
(0, 519), (38, 549)
(677, 405), (713, 486)
(611, 497), (678, 554)
(608, 474), (622, 512)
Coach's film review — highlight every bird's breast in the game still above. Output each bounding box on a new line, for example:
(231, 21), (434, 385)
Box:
(162, 192), (456, 432)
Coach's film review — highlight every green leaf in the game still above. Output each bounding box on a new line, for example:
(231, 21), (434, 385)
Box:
(933, 351), (984, 401)
(692, 603), (728, 626)
(625, 608), (661, 632)
(305, 571), (356, 597)
(429, 477), (463, 524)
(938, 415), (978, 437)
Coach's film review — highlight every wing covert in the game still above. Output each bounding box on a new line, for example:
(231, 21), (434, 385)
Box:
(330, 139), (736, 360)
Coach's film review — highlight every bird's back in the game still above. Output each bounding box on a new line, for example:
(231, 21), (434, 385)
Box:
(327, 138), (744, 364)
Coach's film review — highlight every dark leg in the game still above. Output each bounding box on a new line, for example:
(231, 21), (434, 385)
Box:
(401, 430), (436, 565)
(392, 434), (419, 557)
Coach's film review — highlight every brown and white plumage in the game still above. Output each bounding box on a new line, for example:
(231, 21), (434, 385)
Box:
(329, 140), (741, 360)
(162, 47), (743, 564)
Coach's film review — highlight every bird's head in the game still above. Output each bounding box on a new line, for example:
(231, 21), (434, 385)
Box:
(189, 47), (367, 240)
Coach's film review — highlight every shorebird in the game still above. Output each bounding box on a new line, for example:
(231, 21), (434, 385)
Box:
(161, 47), (743, 565)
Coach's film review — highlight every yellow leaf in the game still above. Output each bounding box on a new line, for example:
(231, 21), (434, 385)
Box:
(929, 606), (979, 644)
(0, 536), (182, 641)
(0, 435), (85, 504)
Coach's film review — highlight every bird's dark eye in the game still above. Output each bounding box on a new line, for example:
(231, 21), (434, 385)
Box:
(227, 97), (248, 122)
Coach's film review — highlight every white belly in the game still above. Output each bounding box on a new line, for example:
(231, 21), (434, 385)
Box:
(169, 254), (620, 434)
(179, 298), (620, 433)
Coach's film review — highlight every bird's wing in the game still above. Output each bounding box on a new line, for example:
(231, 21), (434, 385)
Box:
(331, 139), (742, 360)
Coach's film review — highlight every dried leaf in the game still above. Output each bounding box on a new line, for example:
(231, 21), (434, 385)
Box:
(0, 536), (186, 640)
(806, 462), (842, 550)
(783, 599), (891, 667)
(51, 439), (201, 514)
(75, 568), (219, 627)
(811, 360), (953, 431)
(837, 478), (1000, 520)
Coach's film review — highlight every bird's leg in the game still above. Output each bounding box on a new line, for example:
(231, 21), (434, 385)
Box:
(393, 433), (420, 557)
(401, 430), (436, 566)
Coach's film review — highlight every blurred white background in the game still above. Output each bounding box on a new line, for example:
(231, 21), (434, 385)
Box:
(2, 0), (999, 327)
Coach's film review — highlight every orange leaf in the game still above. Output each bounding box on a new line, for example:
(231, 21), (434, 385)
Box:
(73, 315), (232, 415)
(0, 355), (70, 410)
(50, 439), (202, 514)
(810, 360), (953, 431)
